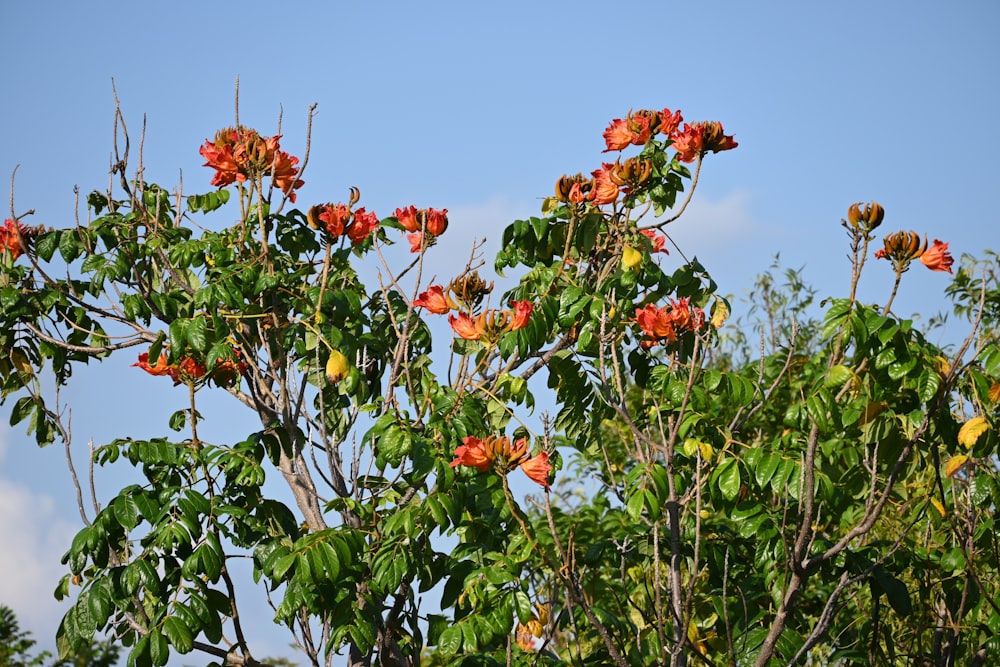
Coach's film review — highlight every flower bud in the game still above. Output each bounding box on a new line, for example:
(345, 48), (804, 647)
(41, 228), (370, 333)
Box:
(845, 201), (884, 232)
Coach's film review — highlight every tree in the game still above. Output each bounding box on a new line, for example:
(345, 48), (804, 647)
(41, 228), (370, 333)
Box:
(2, 100), (998, 667)
(0, 604), (119, 667)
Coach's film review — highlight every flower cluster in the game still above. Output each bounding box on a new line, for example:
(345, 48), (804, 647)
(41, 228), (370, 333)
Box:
(134, 349), (248, 387)
(394, 206), (449, 253)
(306, 203), (380, 246)
(412, 272), (535, 344)
(635, 298), (707, 349)
(199, 127), (305, 202)
(450, 435), (551, 488)
(874, 231), (954, 274)
(0, 219), (27, 260)
(602, 108), (737, 164)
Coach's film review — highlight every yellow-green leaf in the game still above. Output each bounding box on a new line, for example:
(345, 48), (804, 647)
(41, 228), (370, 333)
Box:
(957, 417), (988, 449)
(945, 454), (970, 478)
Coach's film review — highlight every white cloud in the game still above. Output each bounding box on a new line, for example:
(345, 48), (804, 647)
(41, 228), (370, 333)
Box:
(0, 428), (79, 654)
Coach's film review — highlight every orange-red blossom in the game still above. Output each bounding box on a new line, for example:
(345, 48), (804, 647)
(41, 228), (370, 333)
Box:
(413, 285), (456, 314)
(671, 121), (738, 163)
(873, 231), (953, 274)
(635, 298), (706, 348)
(447, 300), (534, 342)
(450, 435), (551, 488)
(199, 127), (304, 202)
(395, 206), (449, 252)
(0, 219), (27, 260)
(134, 349), (248, 387)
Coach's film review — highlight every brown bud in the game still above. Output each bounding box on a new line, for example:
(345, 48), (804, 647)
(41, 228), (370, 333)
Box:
(846, 201), (884, 232)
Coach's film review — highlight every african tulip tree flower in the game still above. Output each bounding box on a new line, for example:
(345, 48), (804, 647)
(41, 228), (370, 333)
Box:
(451, 435), (550, 488)
(0, 219), (28, 260)
(133, 352), (173, 377)
(407, 232), (425, 253)
(590, 164), (620, 205)
(640, 229), (669, 254)
(635, 298), (706, 348)
(395, 205), (420, 232)
(425, 208), (449, 236)
(346, 208), (380, 245)
(448, 312), (481, 340)
(510, 300), (534, 330)
(519, 452), (551, 489)
(602, 118), (633, 152)
(200, 127), (304, 201)
(308, 203), (352, 238)
(658, 108), (684, 138)
(414, 285), (455, 314)
(919, 239), (954, 274)
(672, 121), (738, 163)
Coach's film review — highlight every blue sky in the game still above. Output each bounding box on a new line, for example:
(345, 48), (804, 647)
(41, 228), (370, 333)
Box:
(2, 1), (998, 663)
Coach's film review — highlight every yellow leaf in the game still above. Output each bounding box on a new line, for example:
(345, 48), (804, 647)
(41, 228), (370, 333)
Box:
(622, 246), (642, 270)
(929, 496), (946, 518)
(957, 417), (988, 449)
(10, 349), (32, 376)
(325, 350), (350, 383)
(859, 401), (888, 426)
(710, 299), (730, 329)
(944, 454), (970, 479)
(988, 382), (1000, 403)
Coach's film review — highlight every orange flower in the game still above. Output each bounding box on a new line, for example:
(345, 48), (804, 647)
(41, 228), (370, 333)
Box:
(133, 352), (173, 377)
(407, 232), (425, 253)
(313, 203), (351, 238)
(640, 229), (669, 254)
(635, 304), (677, 343)
(519, 451), (551, 489)
(212, 351), (249, 388)
(414, 285), (455, 314)
(0, 219), (27, 260)
(671, 123), (705, 163)
(395, 205), (420, 232)
(200, 127), (303, 201)
(919, 239), (954, 274)
(602, 118), (633, 152)
(346, 207), (379, 245)
(510, 300), (534, 330)
(173, 357), (208, 385)
(448, 312), (481, 340)
(199, 128), (243, 187)
(450, 436), (494, 472)
(425, 208), (449, 236)
(659, 108), (684, 138)
(590, 164), (620, 205)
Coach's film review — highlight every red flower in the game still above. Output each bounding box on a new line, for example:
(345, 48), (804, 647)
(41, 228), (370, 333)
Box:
(199, 128), (243, 187)
(519, 451), (551, 489)
(0, 219), (28, 260)
(133, 352), (173, 377)
(659, 108), (684, 138)
(414, 285), (455, 314)
(450, 436), (495, 472)
(919, 239), (954, 274)
(635, 304), (677, 344)
(347, 207), (379, 245)
(317, 204), (352, 238)
(590, 164), (620, 205)
(568, 182), (589, 204)
(395, 205), (420, 232)
(640, 229), (669, 254)
(671, 124), (705, 163)
(407, 231), (424, 253)
(510, 300), (534, 330)
(672, 122), (737, 163)
(448, 312), (481, 340)
(602, 118), (633, 152)
(173, 357), (208, 385)
(425, 208), (449, 236)
(200, 127), (303, 201)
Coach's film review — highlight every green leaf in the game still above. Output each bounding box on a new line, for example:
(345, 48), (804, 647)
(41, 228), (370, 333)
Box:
(187, 316), (208, 352)
(162, 616), (194, 653)
(715, 458), (741, 501)
(437, 625), (462, 654)
(149, 629), (169, 666)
